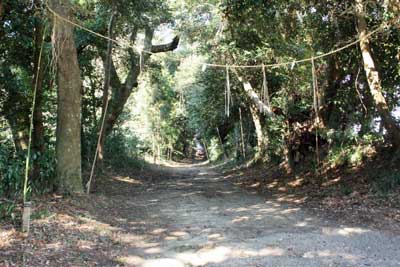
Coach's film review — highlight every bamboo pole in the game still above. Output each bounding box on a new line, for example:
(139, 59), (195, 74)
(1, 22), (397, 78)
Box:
(239, 107), (246, 159)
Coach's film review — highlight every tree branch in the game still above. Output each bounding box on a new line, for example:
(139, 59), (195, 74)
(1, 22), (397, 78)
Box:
(150, 36), (180, 53)
(103, 27), (179, 136)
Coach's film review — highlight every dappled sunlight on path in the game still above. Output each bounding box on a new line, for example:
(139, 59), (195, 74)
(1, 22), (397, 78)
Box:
(2, 163), (399, 266)
(91, 163), (400, 267)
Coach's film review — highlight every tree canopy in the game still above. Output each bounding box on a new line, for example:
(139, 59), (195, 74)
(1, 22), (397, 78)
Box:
(0, 0), (399, 202)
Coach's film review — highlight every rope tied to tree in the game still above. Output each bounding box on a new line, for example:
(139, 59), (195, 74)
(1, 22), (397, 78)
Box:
(45, 3), (400, 70)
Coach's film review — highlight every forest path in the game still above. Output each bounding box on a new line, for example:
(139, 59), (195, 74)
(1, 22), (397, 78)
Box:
(91, 162), (400, 267)
(3, 162), (400, 267)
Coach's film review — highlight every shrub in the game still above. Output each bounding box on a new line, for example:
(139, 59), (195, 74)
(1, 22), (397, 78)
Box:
(104, 130), (146, 169)
(374, 171), (400, 194)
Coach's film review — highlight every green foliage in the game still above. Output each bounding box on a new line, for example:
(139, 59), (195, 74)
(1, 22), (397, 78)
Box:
(1, 0), (400, 206)
(374, 171), (400, 194)
(0, 122), (24, 199)
(340, 184), (353, 196)
(207, 138), (224, 161)
(0, 144), (25, 199)
(0, 142), (57, 200)
(0, 201), (17, 221)
(32, 149), (57, 193)
(104, 130), (146, 169)
(326, 131), (384, 167)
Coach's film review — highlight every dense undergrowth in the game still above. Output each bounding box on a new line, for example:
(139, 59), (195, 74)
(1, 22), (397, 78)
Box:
(223, 139), (400, 230)
(0, 127), (147, 221)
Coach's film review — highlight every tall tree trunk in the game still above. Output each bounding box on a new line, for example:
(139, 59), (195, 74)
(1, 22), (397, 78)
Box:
(283, 120), (294, 174)
(32, 2), (46, 180)
(355, 0), (400, 149)
(320, 13), (343, 130)
(249, 105), (268, 160)
(50, 0), (83, 194)
(320, 56), (341, 129)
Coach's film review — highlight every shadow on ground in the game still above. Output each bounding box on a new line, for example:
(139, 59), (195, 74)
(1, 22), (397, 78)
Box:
(1, 162), (399, 266)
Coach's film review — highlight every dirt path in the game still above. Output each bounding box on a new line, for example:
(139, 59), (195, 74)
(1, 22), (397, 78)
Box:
(2, 163), (400, 266)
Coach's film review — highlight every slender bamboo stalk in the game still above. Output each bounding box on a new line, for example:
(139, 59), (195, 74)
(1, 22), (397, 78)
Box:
(239, 107), (246, 159)
(23, 27), (47, 203)
(86, 13), (115, 194)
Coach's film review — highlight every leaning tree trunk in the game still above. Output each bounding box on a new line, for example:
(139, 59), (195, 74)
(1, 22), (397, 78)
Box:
(232, 69), (270, 160)
(249, 104), (268, 161)
(50, 0), (83, 194)
(232, 68), (273, 116)
(101, 29), (179, 139)
(355, 0), (400, 149)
